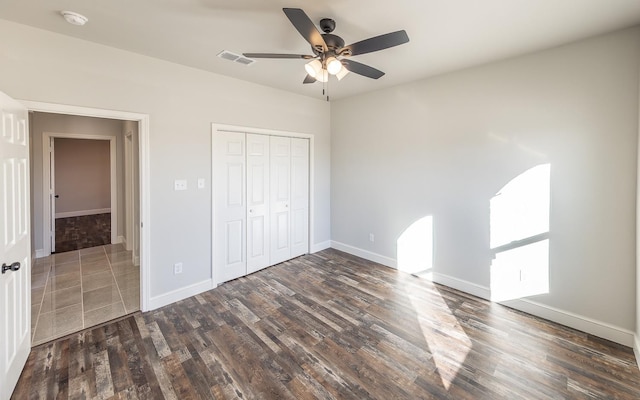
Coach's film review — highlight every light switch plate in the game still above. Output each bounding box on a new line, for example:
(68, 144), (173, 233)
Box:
(197, 178), (205, 189)
(174, 180), (187, 191)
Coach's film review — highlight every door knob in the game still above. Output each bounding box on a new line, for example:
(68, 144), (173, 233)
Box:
(2, 262), (20, 274)
(54, 195), (59, 198)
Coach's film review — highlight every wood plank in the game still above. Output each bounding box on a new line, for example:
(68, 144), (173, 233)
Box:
(12, 249), (640, 399)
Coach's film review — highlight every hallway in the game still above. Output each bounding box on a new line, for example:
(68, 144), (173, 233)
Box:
(31, 244), (139, 345)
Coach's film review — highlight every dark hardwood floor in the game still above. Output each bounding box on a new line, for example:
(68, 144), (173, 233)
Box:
(55, 213), (111, 253)
(13, 249), (640, 399)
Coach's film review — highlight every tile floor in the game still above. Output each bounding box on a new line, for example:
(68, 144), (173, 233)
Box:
(31, 243), (140, 346)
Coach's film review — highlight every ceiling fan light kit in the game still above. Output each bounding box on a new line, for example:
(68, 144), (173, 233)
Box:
(336, 67), (350, 81)
(243, 7), (409, 86)
(325, 57), (342, 75)
(316, 70), (329, 83)
(304, 59), (323, 78)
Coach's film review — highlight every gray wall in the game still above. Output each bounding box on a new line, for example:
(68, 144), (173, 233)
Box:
(0, 19), (331, 300)
(331, 27), (640, 332)
(30, 112), (125, 251)
(54, 138), (111, 214)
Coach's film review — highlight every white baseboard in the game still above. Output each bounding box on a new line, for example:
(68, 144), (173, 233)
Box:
(634, 335), (640, 369)
(134, 256), (140, 266)
(55, 208), (111, 219)
(115, 235), (125, 244)
(148, 279), (213, 310)
(330, 241), (635, 347)
(501, 298), (635, 347)
(331, 241), (397, 269)
(35, 249), (48, 259)
(311, 240), (331, 253)
(430, 272), (492, 301)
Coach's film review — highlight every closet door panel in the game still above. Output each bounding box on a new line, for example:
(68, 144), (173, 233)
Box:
(214, 130), (310, 283)
(270, 136), (291, 265)
(291, 138), (309, 257)
(247, 134), (270, 273)
(213, 131), (247, 283)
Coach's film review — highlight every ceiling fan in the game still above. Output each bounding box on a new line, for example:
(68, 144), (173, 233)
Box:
(244, 8), (409, 84)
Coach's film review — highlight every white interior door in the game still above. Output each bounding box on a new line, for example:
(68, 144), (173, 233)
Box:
(246, 134), (270, 274)
(270, 136), (291, 265)
(0, 91), (31, 400)
(290, 138), (309, 258)
(213, 131), (247, 283)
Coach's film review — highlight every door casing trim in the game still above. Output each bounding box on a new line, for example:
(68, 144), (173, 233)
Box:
(21, 100), (151, 312)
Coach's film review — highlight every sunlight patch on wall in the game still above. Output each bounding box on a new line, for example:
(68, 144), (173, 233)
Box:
(490, 164), (550, 302)
(491, 239), (549, 301)
(397, 216), (433, 276)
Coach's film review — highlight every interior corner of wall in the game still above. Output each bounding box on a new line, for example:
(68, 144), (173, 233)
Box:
(634, 334), (640, 370)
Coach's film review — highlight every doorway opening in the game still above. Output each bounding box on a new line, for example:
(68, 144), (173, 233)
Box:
(46, 136), (116, 253)
(25, 105), (148, 346)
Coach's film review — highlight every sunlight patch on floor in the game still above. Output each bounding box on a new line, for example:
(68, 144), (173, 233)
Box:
(397, 215), (471, 390)
(407, 286), (472, 390)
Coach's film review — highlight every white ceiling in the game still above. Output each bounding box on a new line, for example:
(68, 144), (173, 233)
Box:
(2, 1), (640, 100)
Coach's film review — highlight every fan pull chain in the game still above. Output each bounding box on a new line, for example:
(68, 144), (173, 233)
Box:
(325, 76), (330, 102)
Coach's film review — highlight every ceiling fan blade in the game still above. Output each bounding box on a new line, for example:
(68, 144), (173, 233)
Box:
(243, 53), (315, 59)
(343, 30), (409, 56)
(342, 59), (385, 79)
(283, 8), (328, 53)
(303, 74), (316, 84)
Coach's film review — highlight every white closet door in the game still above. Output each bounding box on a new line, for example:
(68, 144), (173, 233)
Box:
(290, 138), (309, 257)
(213, 131), (246, 283)
(270, 136), (291, 265)
(246, 134), (270, 274)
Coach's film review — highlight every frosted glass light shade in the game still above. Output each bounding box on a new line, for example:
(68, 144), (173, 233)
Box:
(336, 67), (350, 81)
(316, 69), (329, 83)
(326, 57), (342, 75)
(304, 59), (323, 78)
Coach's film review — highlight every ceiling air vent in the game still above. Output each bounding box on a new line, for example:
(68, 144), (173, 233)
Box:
(217, 50), (256, 66)
(235, 56), (256, 66)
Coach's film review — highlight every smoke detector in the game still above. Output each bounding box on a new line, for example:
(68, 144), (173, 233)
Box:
(61, 11), (88, 26)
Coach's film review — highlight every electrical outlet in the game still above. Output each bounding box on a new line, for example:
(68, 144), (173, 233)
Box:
(174, 180), (187, 191)
(369, 233), (375, 242)
(174, 262), (183, 274)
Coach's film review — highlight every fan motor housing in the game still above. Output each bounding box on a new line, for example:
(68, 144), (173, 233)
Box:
(312, 33), (345, 55)
(319, 18), (336, 33)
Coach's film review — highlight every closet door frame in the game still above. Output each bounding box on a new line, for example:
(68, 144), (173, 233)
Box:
(211, 124), (315, 286)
